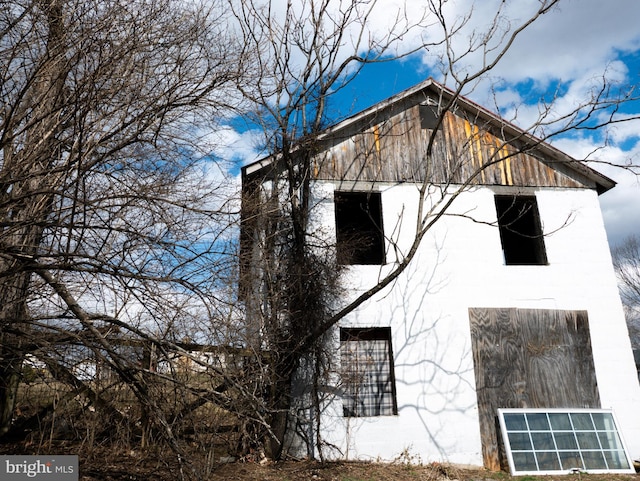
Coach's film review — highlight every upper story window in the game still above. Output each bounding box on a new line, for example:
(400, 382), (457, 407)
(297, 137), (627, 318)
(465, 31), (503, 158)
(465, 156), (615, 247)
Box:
(495, 195), (547, 265)
(334, 191), (385, 265)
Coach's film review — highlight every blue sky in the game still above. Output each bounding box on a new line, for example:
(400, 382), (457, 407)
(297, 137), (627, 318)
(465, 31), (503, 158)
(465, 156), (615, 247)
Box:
(216, 0), (640, 248)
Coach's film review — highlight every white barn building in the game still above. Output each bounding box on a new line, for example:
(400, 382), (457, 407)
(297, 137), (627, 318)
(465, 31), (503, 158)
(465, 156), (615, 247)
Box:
(240, 78), (640, 472)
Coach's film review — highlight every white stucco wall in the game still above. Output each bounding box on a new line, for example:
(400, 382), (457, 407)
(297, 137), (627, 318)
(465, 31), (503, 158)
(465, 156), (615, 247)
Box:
(309, 182), (640, 466)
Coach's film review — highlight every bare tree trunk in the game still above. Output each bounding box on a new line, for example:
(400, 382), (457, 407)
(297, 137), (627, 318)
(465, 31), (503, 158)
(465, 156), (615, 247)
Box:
(0, 332), (25, 436)
(263, 357), (294, 460)
(0, 265), (30, 434)
(0, 0), (67, 436)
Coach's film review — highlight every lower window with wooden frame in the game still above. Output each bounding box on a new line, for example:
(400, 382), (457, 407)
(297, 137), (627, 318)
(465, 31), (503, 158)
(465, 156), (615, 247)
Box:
(340, 327), (397, 417)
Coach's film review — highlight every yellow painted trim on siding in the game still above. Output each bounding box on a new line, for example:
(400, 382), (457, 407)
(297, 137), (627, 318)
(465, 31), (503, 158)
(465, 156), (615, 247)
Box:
(373, 125), (381, 154)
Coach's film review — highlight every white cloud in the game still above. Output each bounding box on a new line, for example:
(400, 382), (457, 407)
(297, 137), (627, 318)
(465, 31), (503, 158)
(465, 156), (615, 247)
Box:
(489, 61), (635, 139)
(599, 170), (640, 248)
(606, 115), (640, 146)
(412, 0), (640, 84)
(552, 136), (640, 247)
(206, 125), (266, 166)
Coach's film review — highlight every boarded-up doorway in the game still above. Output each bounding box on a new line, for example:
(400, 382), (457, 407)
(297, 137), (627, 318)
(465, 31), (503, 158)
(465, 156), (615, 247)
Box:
(468, 308), (600, 470)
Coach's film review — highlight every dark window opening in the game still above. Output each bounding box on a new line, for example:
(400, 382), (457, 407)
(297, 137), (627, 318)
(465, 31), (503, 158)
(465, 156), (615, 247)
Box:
(495, 195), (547, 265)
(334, 191), (385, 265)
(340, 327), (397, 417)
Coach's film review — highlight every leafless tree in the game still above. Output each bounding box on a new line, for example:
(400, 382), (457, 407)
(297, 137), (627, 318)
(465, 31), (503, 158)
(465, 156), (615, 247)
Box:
(232, 0), (433, 459)
(613, 236), (640, 348)
(0, 0), (248, 467)
(235, 0), (640, 461)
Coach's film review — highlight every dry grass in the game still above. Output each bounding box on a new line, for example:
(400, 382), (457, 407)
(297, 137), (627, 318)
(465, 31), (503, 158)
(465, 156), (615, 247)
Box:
(7, 379), (639, 481)
(2, 441), (638, 481)
(187, 459), (640, 481)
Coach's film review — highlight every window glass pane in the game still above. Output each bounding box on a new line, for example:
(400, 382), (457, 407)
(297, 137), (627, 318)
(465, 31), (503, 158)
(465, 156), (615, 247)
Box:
(598, 431), (622, 450)
(571, 413), (594, 430)
(582, 451), (607, 470)
(592, 412), (616, 431)
(536, 451), (561, 471)
(512, 452), (537, 471)
(508, 432), (532, 450)
(553, 431), (578, 450)
(558, 451), (583, 471)
(531, 432), (555, 450)
(527, 413), (550, 431)
(504, 413), (527, 431)
(576, 431), (600, 450)
(549, 412), (572, 430)
(604, 451), (630, 469)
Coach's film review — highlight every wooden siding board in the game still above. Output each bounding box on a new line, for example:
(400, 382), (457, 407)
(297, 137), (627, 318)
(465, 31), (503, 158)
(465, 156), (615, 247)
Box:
(313, 106), (588, 190)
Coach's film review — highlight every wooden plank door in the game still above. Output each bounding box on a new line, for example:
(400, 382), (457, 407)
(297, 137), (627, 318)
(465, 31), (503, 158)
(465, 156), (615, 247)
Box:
(469, 308), (600, 470)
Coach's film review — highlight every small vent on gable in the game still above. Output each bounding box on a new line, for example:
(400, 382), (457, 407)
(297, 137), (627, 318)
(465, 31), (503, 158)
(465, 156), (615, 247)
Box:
(419, 102), (439, 130)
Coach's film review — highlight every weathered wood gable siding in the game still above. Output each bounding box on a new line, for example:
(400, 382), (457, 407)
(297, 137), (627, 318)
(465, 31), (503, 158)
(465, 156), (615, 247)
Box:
(469, 307), (600, 471)
(313, 105), (589, 189)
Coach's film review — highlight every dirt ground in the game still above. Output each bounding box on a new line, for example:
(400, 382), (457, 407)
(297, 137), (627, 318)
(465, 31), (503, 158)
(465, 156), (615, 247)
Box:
(205, 460), (639, 481)
(79, 459), (640, 481)
(77, 454), (640, 481)
(2, 443), (638, 481)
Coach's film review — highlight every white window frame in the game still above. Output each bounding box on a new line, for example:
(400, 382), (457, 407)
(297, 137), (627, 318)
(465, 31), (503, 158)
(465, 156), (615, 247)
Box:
(498, 408), (635, 476)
